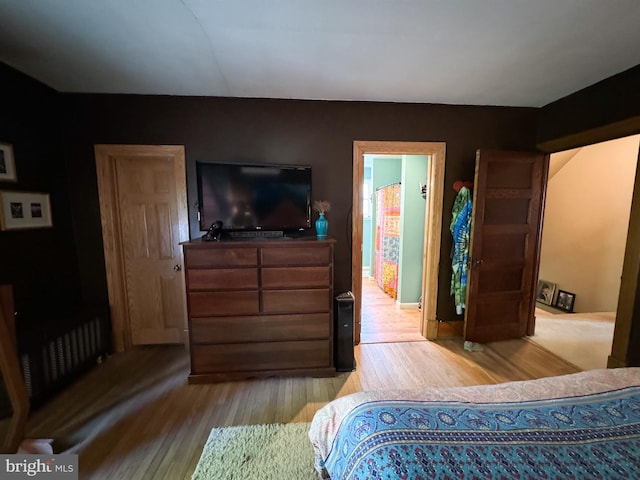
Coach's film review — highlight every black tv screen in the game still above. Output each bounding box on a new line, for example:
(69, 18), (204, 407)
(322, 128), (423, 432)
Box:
(196, 161), (312, 232)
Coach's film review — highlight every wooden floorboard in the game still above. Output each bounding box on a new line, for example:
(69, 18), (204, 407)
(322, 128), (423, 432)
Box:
(19, 283), (582, 479)
(20, 339), (580, 480)
(360, 276), (424, 343)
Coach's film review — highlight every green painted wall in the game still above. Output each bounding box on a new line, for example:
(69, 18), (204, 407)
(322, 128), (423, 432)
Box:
(398, 155), (428, 304)
(362, 165), (373, 269)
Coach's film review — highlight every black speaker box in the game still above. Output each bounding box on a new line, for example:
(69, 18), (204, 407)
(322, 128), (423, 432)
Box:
(334, 291), (355, 372)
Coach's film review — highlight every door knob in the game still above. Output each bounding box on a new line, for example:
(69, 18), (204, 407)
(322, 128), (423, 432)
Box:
(174, 264), (182, 272)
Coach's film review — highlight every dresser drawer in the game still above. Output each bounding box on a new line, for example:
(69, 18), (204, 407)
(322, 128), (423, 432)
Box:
(191, 340), (332, 373)
(262, 266), (330, 288)
(187, 268), (258, 290)
(186, 248), (257, 267)
(189, 291), (259, 316)
(261, 246), (331, 266)
(182, 238), (336, 382)
(190, 313), (331, 344)
(262, 289), (331, 314)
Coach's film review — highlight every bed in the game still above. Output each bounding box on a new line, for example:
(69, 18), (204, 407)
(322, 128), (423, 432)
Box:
(309, 368), (640, 479)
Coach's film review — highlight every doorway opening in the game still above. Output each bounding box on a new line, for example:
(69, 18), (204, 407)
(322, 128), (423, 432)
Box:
(351, 141), (446, 345)
(530, 134), (640, 370)
(360, 154), (428, 343)
(361, 154), (429, 343)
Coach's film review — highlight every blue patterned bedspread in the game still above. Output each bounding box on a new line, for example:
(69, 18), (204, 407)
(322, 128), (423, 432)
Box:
(323, 386), (640, 479)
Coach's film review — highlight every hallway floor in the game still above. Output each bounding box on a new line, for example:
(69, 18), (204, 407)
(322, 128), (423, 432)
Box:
(360, 276), (425, 344)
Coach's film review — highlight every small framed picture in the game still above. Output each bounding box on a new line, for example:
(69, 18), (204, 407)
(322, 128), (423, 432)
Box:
(0, 142), (17, 182)
(0, 191), (52, 230)
(555, 290), (576, 313)
(536, 280), (556, 305)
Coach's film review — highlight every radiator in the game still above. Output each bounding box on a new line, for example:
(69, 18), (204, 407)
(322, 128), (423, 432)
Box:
(16, 306), (112, 408)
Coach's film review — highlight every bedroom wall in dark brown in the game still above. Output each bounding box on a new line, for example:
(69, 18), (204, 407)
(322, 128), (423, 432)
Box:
(5, 58), (639, 338)
(538, 64), (640, 151)
(61, 94), (538, 323)
(0, 63), (81, 329)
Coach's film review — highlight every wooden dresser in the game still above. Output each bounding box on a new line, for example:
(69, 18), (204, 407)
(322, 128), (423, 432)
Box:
(182, 237), (336, 383)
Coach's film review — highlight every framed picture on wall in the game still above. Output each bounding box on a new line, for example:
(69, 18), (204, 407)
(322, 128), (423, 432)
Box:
(0, 191), (52, 230)
(555, 290), (576, 313)
(536, 280), (556, 305)
(0, 142), (16, 182)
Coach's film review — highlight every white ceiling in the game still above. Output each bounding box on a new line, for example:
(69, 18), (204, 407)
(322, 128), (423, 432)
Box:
(0, 0), (639, 107)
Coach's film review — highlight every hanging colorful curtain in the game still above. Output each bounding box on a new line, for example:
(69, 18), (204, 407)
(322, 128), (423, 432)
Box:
(450, 186), (473, 315)
(375, 183), (401, 299)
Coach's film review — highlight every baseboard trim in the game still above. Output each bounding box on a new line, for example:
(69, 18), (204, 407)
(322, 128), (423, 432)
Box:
(397, 302), (420, 310)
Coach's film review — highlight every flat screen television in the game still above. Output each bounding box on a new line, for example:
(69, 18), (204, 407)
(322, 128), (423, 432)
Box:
(196, 161), (312, 234)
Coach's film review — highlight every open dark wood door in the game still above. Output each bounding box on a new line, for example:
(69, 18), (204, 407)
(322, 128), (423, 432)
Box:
(464, 149), (549, 343)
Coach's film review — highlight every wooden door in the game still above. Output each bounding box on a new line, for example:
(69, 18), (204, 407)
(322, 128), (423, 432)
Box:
(116, 155), (186, 345)
(96, 145), (189, 350)
(464, 149), (549, 343)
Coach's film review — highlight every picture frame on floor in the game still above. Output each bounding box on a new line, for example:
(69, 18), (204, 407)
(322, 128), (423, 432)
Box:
(536, 280), (555, 305)
(555, 290), (575, 313)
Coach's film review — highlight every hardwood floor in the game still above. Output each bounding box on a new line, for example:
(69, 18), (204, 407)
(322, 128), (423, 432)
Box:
(18, 331), (581, 479)
(360, 276), (425, 343)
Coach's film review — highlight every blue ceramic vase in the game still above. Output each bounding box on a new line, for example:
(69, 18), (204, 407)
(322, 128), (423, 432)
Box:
(315, 213), (328, 239)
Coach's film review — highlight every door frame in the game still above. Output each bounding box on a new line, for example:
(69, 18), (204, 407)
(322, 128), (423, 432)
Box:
(0, 285), (29, 453)
(95, 144), (189, 352)
(352, 141), (446, 343)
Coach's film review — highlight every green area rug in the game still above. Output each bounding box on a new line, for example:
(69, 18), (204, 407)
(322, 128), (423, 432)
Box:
(192, 422), (319, 480)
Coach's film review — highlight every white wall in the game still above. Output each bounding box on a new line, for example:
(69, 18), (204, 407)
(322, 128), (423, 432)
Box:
(538, 135), (640, 312)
